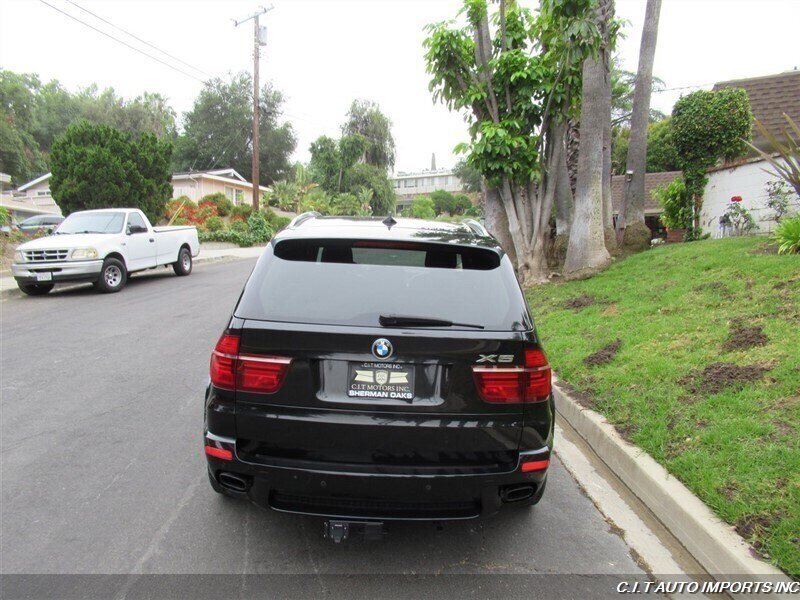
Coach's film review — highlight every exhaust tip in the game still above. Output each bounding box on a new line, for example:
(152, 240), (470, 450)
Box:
(500, 484), (535, 503)
(217, 471), (251, 493)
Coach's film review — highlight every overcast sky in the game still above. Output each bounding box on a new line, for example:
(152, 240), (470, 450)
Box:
(1, 0), (798, 174)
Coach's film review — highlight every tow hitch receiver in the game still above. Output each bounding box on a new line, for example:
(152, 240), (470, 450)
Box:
(323, 520), (385, 543)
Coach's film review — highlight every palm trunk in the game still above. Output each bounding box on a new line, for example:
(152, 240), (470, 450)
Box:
(617, 0), (662, 250)
(564, 0), (613, 279)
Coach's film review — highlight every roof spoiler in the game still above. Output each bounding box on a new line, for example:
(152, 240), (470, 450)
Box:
(288, 211), (321, 229)
(461, 218), (489, 237)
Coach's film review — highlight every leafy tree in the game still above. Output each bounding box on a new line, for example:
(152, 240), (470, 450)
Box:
(342, 99), (396, 170)
(430, 189), (455, 215)
(411, 196), (436, 219)
(0, 71), (47, 183)
(452, 158), (482, 194)
(174, 72), (296, 183)
(424, 0), (600, 284)
(270, 180), (301, 211)
(671, 88), (752, 230)
(50, 121), (173, 224)
(612, 117), (679, 175)
(344, 163), (395, 215)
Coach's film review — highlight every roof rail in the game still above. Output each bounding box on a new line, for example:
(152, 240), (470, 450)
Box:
(288, 211), (321, 229)
(461, 218), (489, 237)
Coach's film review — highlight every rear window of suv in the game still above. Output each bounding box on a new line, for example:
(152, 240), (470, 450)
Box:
(235, 239), (532, 331)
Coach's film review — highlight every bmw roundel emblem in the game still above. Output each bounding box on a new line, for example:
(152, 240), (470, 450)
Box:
(372, 338), (393, 360)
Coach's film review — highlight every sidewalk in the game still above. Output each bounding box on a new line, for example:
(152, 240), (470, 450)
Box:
(0, 244), (264, 296)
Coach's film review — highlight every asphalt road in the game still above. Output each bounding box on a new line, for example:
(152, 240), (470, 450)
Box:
(0, 259), (646, 595)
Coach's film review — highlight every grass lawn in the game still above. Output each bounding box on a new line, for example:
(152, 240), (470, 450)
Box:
(525, 237), (799, 575)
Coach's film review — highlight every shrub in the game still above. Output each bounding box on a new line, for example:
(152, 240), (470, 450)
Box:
(201, 192), (233, 217)
(411, 196), (436, 220)
(719, 201), (757, 236)
(463, 203), (483, 218)
(247, 210), (273, 243)
(273, 216), (291, 231)
(232, 204), (253, 219)
(195, 200), (218, 224)
(430, 190), (455, 215)
(765, 181), (794, 222)
(654, 178), (692, 230)
(204, 216), (225, 232)
(452, 194), (472, 215)
(773, 213), (800, 254)
(165, 197), (197, 221)
(298, 189), (333, 215)
(0, 206), (10, 225)
(228, 219), (246, 233)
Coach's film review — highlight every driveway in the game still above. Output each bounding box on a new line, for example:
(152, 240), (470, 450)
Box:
(0, 259), (650, 597)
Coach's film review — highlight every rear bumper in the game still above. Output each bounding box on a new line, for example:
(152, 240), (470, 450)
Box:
(12, 260), (103, 284)
(205, 431), (549, 521)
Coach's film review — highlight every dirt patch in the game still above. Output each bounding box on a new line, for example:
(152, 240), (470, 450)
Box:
(681, 362), (770, 395)
(723, 324), (769, 352)
(719, 482), (739, 501)
(773, 277), (800, 290)
(583, 340), (622, 367)
(735, 513), (782, 549)
(692, 281), (733, 298)
(563, 293), (600, 310)
(601, 303), (619, 316)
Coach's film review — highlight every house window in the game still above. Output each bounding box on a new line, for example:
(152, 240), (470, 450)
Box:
(225, 186), (235, 202)
(235, 189), (244, 205)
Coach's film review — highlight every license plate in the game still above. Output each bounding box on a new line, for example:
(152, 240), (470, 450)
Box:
(347, 362), (414, 400)
(36, 272), (53, 282)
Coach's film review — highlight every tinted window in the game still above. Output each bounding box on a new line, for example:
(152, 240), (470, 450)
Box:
(236, 239), (531, 331)
(57, 212), (125, 234)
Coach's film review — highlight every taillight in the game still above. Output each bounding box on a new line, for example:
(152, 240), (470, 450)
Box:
(520, 458), (550, 472)
(209, 332), (292, 394)
(210, 334), (239, 390)
(237, 355), (292, 393)
(472, 348), (551, 404)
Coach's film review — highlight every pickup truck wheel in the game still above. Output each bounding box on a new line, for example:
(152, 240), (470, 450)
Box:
(18, 282), (54, 296)
(94, 258), (127, 293)
(173, 247), (192, 276)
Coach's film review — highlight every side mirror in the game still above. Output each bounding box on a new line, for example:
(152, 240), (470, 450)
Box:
(127, 224), (146, 235)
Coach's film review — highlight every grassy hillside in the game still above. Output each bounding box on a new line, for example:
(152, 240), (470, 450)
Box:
(525, 237), (799, 575)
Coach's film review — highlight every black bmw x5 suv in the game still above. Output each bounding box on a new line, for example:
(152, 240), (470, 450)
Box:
(204, 213), (553, 522)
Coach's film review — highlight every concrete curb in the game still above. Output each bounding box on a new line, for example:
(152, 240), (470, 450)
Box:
(553, 378), (789, 580)
(0, 253), (254, 299)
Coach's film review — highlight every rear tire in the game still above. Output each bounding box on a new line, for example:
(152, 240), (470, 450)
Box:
(94, 257), (127, 293)
(173, 247), (192, 276)
(18, 282), (54, 296)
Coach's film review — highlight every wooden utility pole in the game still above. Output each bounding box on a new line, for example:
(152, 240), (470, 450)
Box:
(235, 6), (272, 210)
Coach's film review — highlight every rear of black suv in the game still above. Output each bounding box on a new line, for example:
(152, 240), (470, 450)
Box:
(204, 217), (553, 521)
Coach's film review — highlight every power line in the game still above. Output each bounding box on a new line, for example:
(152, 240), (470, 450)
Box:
(37, 0), (207, 85)
(653, 82), (716, 94)
(63, 0), (213, 80)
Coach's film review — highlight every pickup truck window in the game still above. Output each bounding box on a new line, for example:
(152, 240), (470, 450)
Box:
(57, 212), (125, 234)
(127, 212), (147, 233)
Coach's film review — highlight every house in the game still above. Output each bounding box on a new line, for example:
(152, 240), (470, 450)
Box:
(611, 171), (681, 237)
(171, 169), (269, 205)
(390, 168), (469, 210)
(7, 168), (268, 222)
(700, 155), (799, 236)
(713, 70), (800, 151)
(1, 172), (62, 224)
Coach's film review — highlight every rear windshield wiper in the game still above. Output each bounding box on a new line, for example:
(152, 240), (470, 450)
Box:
(379, 314), (484, 329)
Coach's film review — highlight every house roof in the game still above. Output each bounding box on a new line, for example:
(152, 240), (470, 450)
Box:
(0, 196), (61, 216)
(611, 171), (681, 215)
(17, 172), (52, 191)
(713, 70), (800, 143)
(171, 169), (269, 192)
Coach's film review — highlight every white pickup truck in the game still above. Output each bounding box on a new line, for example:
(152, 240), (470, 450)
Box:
(12, 208), (199, 295)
